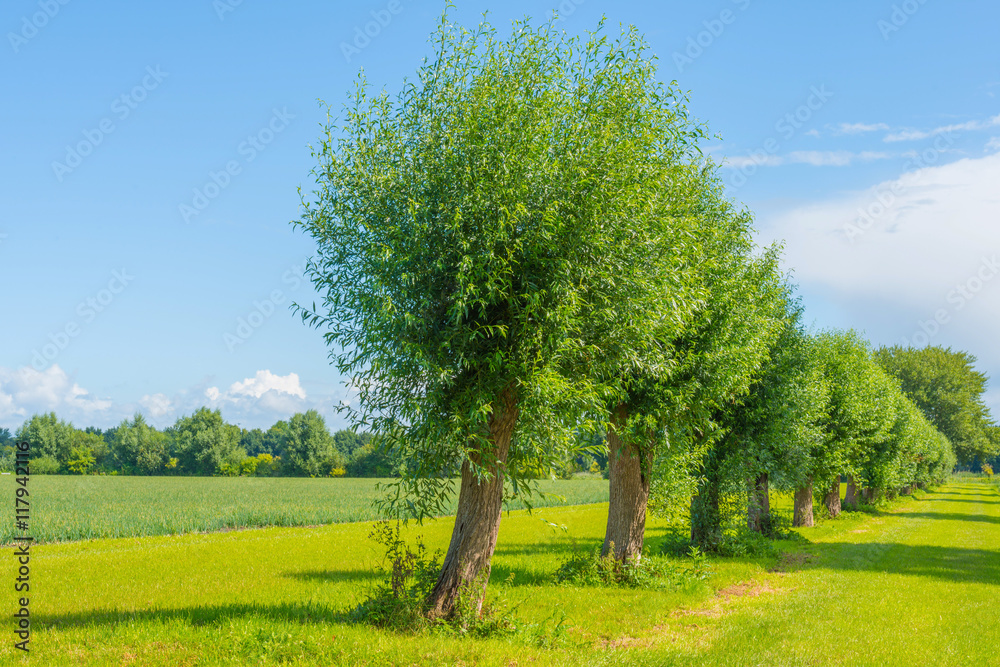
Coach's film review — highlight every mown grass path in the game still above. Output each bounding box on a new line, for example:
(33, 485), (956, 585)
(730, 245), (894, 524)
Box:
(628, 479), (1000, 665)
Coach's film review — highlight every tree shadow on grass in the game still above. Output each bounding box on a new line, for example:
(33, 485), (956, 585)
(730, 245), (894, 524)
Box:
(894, 511), (1000, 525)
(790, 540), (1000, 587)
(282, 569), (380, 583)
(36, 601), (347, 631)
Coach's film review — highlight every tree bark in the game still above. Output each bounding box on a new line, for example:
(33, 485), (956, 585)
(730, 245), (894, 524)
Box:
(793, 478), (814, 528)
(602, 403), (649, 562)
(428, 387), (518, 619)
(747, 473), (771, 533)
(844, 476), (859, 507)
(824, 478), (841, 518)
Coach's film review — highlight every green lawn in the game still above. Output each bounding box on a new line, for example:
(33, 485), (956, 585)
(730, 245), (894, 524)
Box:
(0, 475), (610, 545)
(3, 479), (997, 665)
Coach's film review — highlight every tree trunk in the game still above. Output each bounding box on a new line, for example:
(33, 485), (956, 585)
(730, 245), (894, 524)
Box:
(691, 455), (722, 550)
(427, 387), (518, 619)
(844, 476), (859, 507)
(793, 479), (814, 527)
(824, 478), (841, 518)
(747, 473), (771, 533)
(602, 404), (649, 562)
(862, 486), (875, 503)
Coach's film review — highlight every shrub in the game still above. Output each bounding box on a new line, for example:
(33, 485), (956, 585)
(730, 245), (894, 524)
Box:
(30, 455), (61, 475)
(349, 521), (520, 637)
(983, 463), (993, 478)
(555, 543), (711, 590)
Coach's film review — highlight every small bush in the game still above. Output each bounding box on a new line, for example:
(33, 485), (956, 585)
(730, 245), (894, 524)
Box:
(348, 521), (442, 633)
(30, 455), (61, 475)
(349, 521), (523, 638)
(556, 542), (711, 590)
(982, 463), (993, 478)
(715, 526), (779, 558)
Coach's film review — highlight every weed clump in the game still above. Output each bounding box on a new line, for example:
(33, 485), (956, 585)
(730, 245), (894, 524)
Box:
(555, 542), (711, 590)
(349, 521), (569, 646)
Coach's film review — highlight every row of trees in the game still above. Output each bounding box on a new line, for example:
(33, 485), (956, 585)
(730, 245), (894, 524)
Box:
(2, 409), (396, 478)
(292, 15), (995, 618)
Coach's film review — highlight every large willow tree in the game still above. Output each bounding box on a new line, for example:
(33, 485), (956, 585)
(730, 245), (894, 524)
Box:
(293, 15), (708, 617)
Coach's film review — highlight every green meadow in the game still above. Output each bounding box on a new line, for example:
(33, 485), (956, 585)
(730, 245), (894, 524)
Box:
(3, 478), (998, 665)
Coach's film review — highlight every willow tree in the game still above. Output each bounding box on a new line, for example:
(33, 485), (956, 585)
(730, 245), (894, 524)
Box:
(713, 301), (828, 534)
(601, 163), (788, 557)
(802, 331), (898, 521)
(293, 15), (707, 617)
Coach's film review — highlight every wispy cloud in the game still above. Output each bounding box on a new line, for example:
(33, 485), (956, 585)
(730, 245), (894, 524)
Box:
(787, 150), (892, 166)
(0, 365), (112, 424)
(884, 114), (1000, 142)
(834, 122), (890, 135)
(722, 151), (893, 169)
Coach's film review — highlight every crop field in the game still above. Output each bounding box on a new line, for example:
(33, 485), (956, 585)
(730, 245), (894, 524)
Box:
(3, 479), (998, 665)
(0, 475), (611, 545)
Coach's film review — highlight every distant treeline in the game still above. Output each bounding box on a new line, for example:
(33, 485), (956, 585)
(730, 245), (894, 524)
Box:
(0, 409), (393, 477)
(0, 409), (606, 479)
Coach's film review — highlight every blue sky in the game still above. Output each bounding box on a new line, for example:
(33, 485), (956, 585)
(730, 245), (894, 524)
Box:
(2, 0), (999, 431)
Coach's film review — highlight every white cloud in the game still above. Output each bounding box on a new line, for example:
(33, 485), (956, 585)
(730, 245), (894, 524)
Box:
(203, 370), (311, 426)
(786, 150), (892, 167)
(762, 151), (1000, 389)
(987, 137), (1000, 152)
(722, 151), (893, 169)
(724, 154), (785, 169)
(835, 122), (890, 135)
(884, 114), (1000, 142)
(226, 370), (307, 400)
(139, 393), (173, 419)
(0, 365), (111, 425)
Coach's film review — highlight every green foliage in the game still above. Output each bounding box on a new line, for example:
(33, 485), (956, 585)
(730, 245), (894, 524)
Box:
(171, 408), (245, 476)
(279, 410), (342, 477)
(66, 445), (96, 475)
(16, 412), (75, 463)
(30, 454), (61, 475)
(348, 521), (443, 632)
(110, 414), (169, 474)
(555, 542), (711, 590)
(874, 345), (997, 466)
(293, 14), (719, 521)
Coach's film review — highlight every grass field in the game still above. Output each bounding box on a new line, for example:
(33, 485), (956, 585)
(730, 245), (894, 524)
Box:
(3, 477), (998, 665)
(0, 475), (611, 545)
